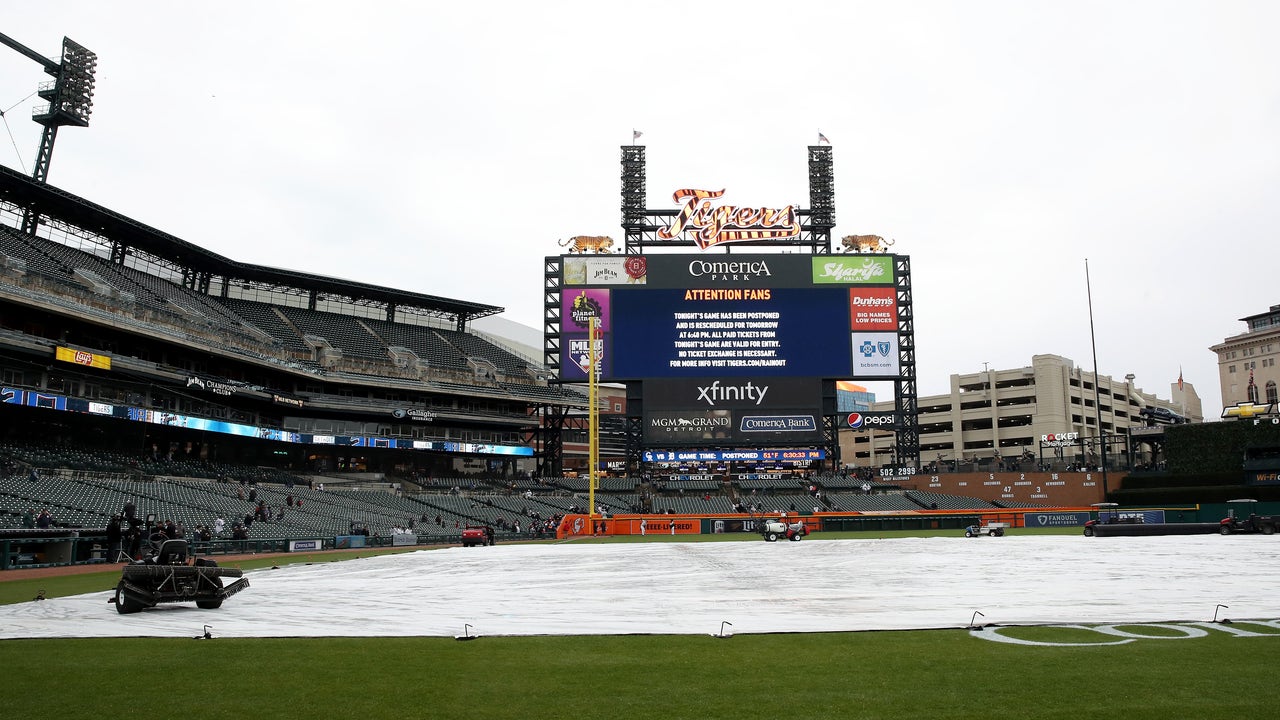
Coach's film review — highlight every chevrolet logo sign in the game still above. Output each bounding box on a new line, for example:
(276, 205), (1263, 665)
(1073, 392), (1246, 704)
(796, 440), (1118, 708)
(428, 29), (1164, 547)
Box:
(1221, 401), (1276, 419)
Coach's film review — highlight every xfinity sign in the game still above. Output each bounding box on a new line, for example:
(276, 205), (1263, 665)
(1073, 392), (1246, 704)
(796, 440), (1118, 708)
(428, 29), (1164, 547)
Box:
(697, 380), (769, 406)
(646, 378), (817, 411)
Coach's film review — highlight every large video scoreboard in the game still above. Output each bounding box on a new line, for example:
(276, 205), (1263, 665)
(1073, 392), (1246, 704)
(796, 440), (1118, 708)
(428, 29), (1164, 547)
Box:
(558, 254), (900, 382)
(554, 254), (902, 447)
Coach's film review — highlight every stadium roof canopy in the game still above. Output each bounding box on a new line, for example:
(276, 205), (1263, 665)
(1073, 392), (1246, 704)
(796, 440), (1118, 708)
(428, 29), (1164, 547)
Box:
(0, 164), (502, 322)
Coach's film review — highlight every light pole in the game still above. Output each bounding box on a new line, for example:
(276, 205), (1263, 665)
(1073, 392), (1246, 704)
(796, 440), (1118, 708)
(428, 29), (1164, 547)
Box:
(1085, 259), (1109, 497)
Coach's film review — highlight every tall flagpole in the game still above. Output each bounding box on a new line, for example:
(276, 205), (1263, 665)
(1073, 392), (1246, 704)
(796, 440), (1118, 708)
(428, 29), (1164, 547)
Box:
(1086, 258), (1109, 496)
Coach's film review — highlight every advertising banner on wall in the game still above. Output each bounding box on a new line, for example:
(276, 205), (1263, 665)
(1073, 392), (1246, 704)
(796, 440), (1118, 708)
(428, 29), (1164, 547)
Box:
(643, 377), (823, 445)
(644, 410), (734, 443)
(850, 333), (900, 376)
(643, 409), (822, 445)
(644, 378), (819, 410)
(848, 287), (898, 331)
(1, 388), (533, 456)
(811, 256), (895, 284)
(55, 346), (111, 370)
(563, 256), (649, 286)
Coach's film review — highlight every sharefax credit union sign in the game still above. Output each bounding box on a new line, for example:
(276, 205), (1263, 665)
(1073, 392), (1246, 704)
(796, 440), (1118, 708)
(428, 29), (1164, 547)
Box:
(812, 256), (894, 284)
(657, 188), (800, 250)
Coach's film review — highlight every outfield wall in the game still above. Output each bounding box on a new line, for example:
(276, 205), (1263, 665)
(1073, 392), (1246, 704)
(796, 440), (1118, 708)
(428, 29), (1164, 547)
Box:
(555, 508), (1104, 539)
(889, 470), (1115, 506)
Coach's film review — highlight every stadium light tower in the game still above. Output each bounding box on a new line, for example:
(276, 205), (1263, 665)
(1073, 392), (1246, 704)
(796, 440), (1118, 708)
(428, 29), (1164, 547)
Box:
(0, 31), (97, 232)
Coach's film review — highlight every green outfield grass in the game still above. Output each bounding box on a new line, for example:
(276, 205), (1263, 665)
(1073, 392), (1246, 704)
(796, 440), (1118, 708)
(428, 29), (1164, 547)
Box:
(9, 527), (1269, 719)
(1, 626), (1277, 719)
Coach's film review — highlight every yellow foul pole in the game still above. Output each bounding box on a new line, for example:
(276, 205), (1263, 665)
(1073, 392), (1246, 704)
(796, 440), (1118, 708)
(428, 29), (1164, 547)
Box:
(588, 317), (599, 526)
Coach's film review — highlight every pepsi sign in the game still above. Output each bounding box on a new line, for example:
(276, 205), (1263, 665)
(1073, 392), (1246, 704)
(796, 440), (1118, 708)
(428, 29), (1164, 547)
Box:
(846, 412), (896, 429)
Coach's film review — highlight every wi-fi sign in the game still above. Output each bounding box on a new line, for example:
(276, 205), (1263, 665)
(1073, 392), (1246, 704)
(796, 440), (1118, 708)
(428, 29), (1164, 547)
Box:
(847, 413), (864, 429)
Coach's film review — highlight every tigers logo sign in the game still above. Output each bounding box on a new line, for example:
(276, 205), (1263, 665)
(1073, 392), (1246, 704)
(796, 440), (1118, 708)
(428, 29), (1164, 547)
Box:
(657, 189), (800, 249)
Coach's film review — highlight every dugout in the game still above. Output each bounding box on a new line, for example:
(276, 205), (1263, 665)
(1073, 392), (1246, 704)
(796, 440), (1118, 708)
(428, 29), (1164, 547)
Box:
(0, 528), (106, 569)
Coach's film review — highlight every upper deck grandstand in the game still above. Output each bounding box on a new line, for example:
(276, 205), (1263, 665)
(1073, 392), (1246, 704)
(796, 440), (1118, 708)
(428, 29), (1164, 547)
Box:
(0, 164), (589, 493)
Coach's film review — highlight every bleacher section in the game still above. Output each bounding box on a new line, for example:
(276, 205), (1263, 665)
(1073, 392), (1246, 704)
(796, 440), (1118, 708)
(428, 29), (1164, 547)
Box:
(824, 493), (923, 512)
(205, 302), (550, 387)
(2, 439), (1021, 560)
(1, 228), (259, 338)
(1, 226), (70, 276)
(436, 328), (529, 373)
(217, 298), (315, 357)
(363, 318), (470, 370)
(4, 223), (577, 426)
(0, 443), (307, 485)
(812, 473), (898, 491)
(651, 495), (737, 514)
(554, 477), (638, 493)
(498, 381), (584, 404)
(905, 490), (1000, 510)
(276, 307), (388, 361)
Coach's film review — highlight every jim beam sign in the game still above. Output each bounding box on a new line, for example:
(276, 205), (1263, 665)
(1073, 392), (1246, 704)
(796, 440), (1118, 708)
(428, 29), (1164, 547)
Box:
(657, 189), (800, 250)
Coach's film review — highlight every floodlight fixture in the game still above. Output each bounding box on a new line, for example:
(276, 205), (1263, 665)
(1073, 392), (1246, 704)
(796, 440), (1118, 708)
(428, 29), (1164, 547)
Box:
(0, 32), (98, 193)
(32, 37), (97, 128)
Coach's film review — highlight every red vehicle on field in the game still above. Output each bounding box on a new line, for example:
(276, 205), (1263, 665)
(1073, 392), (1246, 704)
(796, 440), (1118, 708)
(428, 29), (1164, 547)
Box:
(461, 525), (495, 547)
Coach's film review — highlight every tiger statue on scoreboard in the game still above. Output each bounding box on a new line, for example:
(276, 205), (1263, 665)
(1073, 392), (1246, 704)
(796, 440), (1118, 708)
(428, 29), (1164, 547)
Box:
(558, 235), (614, 253)
(840, 234), (895, 253)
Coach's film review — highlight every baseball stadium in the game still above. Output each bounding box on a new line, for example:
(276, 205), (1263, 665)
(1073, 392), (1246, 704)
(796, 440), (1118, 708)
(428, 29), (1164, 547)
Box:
(2, 29), (1280, 720)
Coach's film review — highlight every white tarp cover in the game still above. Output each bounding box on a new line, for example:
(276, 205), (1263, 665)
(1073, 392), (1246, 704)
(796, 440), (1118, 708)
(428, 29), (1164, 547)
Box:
(2, 535), (1278, 639)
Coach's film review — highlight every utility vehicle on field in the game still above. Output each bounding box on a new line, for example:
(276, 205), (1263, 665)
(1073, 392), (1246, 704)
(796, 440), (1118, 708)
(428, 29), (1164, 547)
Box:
(112, 538), (248, 614)
(1218, 499), (1279, 535)
(760, 516), (809, 542)
(461, 525), (495, 547)
(964, 522), (1008, 537)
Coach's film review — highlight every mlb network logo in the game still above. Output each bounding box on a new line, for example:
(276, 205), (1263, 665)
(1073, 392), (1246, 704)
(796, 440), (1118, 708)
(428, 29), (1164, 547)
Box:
(568, 338), (604, 376)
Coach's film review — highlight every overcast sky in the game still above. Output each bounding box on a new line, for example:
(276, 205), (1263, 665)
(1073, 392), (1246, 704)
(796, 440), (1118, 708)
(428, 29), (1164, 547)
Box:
(2, 2), (1277, 416)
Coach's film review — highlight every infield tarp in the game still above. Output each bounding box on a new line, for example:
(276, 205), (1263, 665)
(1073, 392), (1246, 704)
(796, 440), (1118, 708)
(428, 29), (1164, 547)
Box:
(2, 535), (1278, 639)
